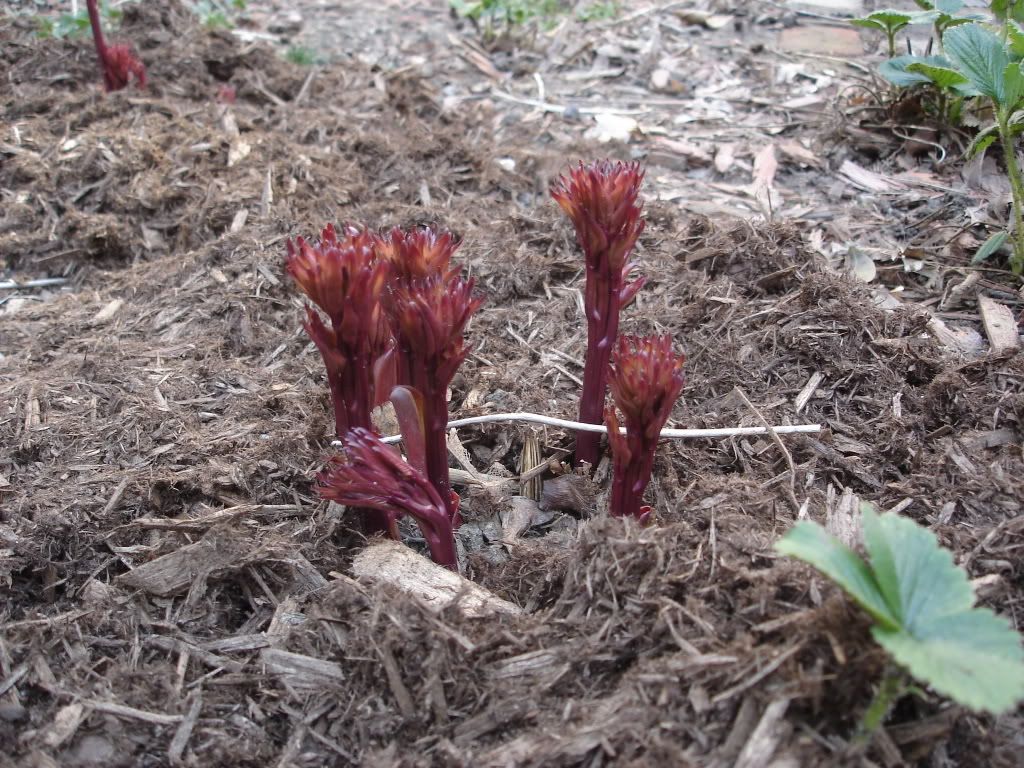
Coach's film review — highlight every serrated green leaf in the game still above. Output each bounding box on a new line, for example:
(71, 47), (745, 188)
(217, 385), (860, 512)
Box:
(966, 126), (999, 158)
(973, 231), (1009, 263)
(880, 54), (952, 87)
(873, 608), (1024, 714)
(906, 61), (969, 89)
(944, 24), (1011, 105)
(1005, 61), (1024, 109)
(775, 521), (899, 630)
(1008, 21), (1024, 59)
(866, 10), (913, 27)
(862, 505), (974, 627)
(850, 18), (886, 31)
(778, 506), (1024, 716)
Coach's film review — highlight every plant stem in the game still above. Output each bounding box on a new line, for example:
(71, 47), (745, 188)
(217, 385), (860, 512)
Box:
(86, 0), (112, 90)
(998, 110), (1024, 274)
(856, 667), (907, 745)
(886, 28), (896, 59)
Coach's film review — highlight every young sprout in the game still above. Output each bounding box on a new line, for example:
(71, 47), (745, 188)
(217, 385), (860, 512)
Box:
(318, 428), (457, 570)
(551, 160), (646, 468)
(86, 0), (146, 92)
(286, 224), (394, 439)
(605, 335), (685, 523)
(374, 227), (460, 283)
(386, 270), (483, 528)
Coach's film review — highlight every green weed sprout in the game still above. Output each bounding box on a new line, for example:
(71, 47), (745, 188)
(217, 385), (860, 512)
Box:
(776, 503), (1024, 741)
(852, 11), (928, 58)
(943, 23), (1024, 272)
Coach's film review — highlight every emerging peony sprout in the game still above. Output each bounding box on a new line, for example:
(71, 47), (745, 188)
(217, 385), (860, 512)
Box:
(317, 428), (457, 570)
(86, 0), (146, 92)
(386, 266), (482, 528)
(605, 335), (685, 524)
(374, 227), (459, 283)
(286, 224), (394, 439)
(551, 160), (646, 468)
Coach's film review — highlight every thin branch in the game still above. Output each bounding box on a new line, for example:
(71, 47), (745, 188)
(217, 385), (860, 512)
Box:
(331, 412), (822, 447)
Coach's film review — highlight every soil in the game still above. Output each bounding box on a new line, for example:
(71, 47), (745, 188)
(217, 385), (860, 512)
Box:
(2, 1), (1023, 767)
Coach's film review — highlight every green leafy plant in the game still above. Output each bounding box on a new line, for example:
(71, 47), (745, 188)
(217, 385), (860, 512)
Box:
(285, 45), (316, 67)
(852, 10), (935, 58)
(943, 23), (1024, 272)
(777, 504), (1024, 738)
(188, 0), (246, 30)
(36, 0), (125, 40)
(450, 0), (562, 37)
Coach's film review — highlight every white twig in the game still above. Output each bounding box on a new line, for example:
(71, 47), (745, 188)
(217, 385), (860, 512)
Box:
(332, 412), (822, 447)
(0, 277), (68, 290)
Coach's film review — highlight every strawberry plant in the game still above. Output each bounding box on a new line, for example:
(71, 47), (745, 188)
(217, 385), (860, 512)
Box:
(551, 160), (646, 468)
(605, 335), (685, 523)
(86, 0), (146, 91)
(777, 504), (1024, 738)
(942, 23), (1024, 272)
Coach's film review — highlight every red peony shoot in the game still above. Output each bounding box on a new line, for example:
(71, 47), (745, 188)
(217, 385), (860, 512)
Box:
(374, 227), (459, 283)
(286, 224), (394, 439)
(86, 0), (146, 92)
(317, 428), (457, 570)
(605, 335), (685, 524)
(551, 160), (646, 468)
(386, 267), (482, 528)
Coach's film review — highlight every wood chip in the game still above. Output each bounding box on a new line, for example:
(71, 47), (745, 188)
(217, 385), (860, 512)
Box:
(260, 648), (346, 691)
(116, 529), (254, 597)
(735, 698), (791, 768)
(977, 294), (1020, 353)
(351, 540), (522, 618)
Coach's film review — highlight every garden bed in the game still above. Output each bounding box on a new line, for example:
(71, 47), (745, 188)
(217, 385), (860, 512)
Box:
(1, 2), (1022, 766)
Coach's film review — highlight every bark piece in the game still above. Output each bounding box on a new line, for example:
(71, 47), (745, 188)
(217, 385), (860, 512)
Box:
(351, 540), (522, 617)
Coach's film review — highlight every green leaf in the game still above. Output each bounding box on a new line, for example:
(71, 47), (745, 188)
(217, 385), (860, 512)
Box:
(966, 126), (999, 158)
(880, 54), (953, 87)
(861, 506), (973, 627)
(905, 61), (970, 89)
(973, 231), (1009, 263)
(775, 521), (899, 630)
(1004, 61), (1024, 109)
(779, 505), (1024, 715)
(873, 609), (1024, 714)
(852, 10), (912, 29)
(1008, 21), (1024, 59)
(944, 23), (1011, 105)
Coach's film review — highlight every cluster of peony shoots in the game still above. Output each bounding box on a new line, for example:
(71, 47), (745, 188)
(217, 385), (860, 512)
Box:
(287, 160), (684, 570)
(286, 226), (479, 569)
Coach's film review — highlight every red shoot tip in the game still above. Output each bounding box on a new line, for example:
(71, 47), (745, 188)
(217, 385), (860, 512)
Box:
(285, 224), (393, 437)
(551, 160), (647, 468)
(606, 335), (685, 523)
(550, 160), (645, 279)
(374, 227), (460, 282)
(317, 428), (457, 569)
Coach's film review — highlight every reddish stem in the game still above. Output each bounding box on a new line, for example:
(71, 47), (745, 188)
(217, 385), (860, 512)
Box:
(86, 0), (112, 89)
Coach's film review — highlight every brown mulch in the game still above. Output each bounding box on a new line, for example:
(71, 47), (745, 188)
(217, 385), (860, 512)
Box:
(1, 3), (1022, 767)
